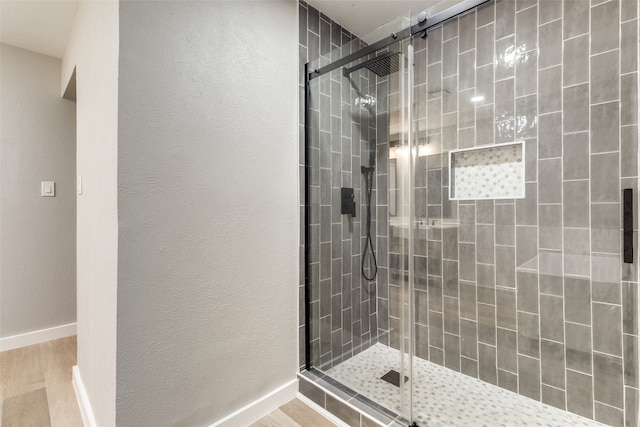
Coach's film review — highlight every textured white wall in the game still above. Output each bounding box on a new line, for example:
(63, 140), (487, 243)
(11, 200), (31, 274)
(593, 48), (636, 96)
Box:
(116, 1), (298, 425)
(0, 43), (76, 338)
(61, 1), (119, 425)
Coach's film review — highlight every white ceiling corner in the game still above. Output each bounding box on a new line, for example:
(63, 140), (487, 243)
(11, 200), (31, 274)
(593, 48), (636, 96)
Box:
(0, 0), (79, 58)
(304, 0), (451, 39)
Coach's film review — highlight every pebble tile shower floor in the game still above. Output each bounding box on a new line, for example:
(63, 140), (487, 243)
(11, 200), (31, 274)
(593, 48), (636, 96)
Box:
(327, 343), (605, 426)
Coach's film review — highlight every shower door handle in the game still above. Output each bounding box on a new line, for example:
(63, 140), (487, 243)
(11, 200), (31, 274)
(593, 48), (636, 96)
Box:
(624, 188), (633, 263)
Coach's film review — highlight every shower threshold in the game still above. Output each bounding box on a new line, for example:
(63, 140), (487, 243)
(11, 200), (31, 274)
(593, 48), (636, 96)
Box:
(326, 343), (605, 426)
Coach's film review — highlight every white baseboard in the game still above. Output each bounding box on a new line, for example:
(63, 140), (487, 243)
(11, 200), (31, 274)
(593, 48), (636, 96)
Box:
(73, 365), (97, 427)
(211, 378), (298, 427)
(0, 322), (76, 351)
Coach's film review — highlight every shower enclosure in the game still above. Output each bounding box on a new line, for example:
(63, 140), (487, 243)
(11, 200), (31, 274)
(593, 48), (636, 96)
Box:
(302, 0), (640, 425)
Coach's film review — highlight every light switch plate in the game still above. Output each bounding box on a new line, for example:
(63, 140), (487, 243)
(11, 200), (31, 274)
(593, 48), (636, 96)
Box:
(77, 176), (82, 195)
(41, 181), (55, 197)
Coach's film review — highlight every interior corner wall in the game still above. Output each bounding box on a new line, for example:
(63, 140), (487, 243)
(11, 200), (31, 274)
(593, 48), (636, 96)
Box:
(61, 1), (119, 425)
(115, 1), (298, 425)
(0, 43), (76, 338)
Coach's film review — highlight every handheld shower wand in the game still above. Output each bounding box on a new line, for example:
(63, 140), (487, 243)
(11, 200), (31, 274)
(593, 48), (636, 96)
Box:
(361, 140), (378, 281)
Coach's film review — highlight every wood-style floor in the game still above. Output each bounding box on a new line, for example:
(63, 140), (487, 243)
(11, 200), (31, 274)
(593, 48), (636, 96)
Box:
(250, 399), (338, 427)
(0, 337), (332, 427)
(0, 336), (83, 427)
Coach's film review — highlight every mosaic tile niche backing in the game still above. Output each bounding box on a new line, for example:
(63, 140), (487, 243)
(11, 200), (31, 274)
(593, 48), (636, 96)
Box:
(450, 142), (525, 200)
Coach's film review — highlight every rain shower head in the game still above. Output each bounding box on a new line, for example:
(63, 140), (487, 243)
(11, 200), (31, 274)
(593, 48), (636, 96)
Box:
(343, 52), (401, 78)
(364, 52), (400, 77)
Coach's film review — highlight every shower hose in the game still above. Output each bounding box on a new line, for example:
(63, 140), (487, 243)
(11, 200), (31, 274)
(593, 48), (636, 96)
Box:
(361, 167), (378, 281)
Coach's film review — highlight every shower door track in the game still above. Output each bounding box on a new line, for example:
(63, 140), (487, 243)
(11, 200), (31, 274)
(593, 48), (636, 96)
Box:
(306, 0), (489, 81)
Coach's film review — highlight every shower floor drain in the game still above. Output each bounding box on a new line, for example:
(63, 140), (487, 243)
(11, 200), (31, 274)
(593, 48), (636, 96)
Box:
(380, 370), (408, 387)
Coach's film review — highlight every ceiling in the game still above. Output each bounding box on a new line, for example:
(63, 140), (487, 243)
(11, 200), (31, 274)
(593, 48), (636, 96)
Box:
(305, 0), (459, 39)
(0, 0), (461, 59)
(0, 0), (79, 58)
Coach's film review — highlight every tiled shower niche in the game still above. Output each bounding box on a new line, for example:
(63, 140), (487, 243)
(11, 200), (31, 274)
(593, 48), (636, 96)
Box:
(450, 142), (525, 200)
(302, 0), (640, 425)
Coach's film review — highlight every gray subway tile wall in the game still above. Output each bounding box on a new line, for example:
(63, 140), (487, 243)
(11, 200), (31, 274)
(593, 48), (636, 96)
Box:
(301, 0), (640, 425)
(300, 1), (388, 371)
(398, 0), (639, 424)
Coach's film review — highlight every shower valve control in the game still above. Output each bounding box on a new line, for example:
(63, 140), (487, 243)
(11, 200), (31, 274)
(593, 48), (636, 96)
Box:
(341, 187), (356, 218)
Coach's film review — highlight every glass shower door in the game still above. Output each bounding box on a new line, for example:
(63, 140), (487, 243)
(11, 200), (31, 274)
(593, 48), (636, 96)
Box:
(387, 36), (416, 421)
(408, 2), (640, 426)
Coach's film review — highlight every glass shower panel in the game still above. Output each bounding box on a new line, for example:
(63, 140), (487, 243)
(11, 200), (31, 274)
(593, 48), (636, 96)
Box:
(305, 12), (415, 420)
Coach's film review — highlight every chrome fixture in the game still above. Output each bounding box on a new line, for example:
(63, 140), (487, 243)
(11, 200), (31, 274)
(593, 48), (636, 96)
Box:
(355, 94), (377, 110)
